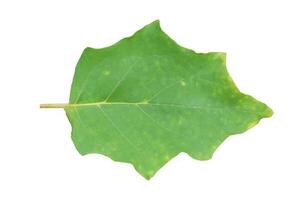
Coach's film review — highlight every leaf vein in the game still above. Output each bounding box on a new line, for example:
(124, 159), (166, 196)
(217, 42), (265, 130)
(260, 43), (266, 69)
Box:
(97, 105), (139, 151)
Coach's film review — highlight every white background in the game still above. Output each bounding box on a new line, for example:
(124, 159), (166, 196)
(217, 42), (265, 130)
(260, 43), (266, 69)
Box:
(0, 0), (299, 199)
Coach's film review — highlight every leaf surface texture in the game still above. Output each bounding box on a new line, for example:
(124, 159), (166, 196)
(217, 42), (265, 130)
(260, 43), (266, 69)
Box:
(65, 20), (273, 179)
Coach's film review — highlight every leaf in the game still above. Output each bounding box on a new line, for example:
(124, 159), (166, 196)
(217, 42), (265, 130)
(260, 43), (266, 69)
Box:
(42, 20), (273, 179)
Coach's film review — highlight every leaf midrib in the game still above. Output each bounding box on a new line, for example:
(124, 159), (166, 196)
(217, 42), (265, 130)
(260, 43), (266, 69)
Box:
(39, 101), (261, 115)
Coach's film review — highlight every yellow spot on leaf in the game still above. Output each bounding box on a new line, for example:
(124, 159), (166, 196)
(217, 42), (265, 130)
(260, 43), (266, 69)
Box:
(164, 155), (170, 160)
(247, 121), (258, 129)
(180, 80), (186, 86)
(103, 70), (110, 75)
(178, 118), (183, 125)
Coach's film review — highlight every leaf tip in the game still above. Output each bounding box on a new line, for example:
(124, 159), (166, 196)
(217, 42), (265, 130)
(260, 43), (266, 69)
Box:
(151, 19), (160, 25)
(144, 19), (162, 31)
(264, 106), (274, 118)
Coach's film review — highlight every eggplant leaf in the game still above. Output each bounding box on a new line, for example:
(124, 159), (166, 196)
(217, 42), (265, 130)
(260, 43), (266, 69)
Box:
(41, 20), (273, 179)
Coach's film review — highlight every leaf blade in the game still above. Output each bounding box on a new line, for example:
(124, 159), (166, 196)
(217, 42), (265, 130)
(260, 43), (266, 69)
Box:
(64, 20), (273, 179)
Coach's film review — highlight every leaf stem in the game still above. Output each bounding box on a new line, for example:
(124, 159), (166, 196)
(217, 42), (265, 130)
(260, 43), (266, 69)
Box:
(40, 103), (69, 108)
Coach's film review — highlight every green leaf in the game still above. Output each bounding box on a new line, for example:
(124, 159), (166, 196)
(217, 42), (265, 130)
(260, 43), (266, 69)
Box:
(42, 20), (273, 179)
